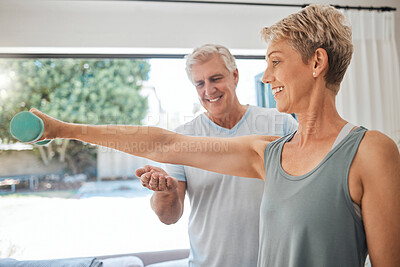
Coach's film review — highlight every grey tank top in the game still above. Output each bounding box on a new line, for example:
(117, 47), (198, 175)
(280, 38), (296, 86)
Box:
(258, 126), (368, 267)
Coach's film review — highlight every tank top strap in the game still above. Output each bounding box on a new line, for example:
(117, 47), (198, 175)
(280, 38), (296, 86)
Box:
(331, 123), (356, 150)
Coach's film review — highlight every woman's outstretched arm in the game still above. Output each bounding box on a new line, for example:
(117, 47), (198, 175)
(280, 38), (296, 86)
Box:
(31, 108), (276, 180)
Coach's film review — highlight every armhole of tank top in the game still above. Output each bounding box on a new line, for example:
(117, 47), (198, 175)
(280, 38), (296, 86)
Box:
(264, 133), (294, 181)
(263, 138), (281, 178)
(264, 141), (273, 167)
(343, 129), (367, 226)
(333, 123), (362, 219)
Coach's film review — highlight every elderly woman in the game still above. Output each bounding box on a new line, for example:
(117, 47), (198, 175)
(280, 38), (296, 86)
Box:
(29, 4), (399, 267)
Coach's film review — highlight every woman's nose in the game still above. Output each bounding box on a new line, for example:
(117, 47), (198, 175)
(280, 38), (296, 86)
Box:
(261, 67), (274, 84)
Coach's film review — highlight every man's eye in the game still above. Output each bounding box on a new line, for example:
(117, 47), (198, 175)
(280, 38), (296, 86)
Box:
(272, 61), (280, 66)
(195, 82), (204, 88)
(212, 77), (222, 82)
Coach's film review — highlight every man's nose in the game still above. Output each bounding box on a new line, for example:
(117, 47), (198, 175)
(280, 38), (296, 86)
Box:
(205, 82), (217, 96)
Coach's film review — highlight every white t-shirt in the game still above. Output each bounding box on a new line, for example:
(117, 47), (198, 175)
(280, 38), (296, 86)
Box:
(166, 105), (298, 267)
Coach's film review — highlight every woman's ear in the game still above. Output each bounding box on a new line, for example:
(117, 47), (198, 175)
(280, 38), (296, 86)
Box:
(312, 48), (329, 77)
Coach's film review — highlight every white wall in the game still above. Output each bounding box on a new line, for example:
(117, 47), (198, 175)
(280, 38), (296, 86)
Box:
(0, 150), (65, 176)
(97, 147), (161, 180)
(1, 0), (399, 55)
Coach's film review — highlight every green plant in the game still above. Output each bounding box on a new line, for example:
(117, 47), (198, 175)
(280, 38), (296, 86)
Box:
(0, 58), (150, 174)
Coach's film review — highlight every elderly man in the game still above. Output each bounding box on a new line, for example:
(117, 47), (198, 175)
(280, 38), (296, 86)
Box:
(136, 44), (298, 267)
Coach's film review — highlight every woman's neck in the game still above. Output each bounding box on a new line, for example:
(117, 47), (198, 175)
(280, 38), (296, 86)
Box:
(294, 92), (346, 146)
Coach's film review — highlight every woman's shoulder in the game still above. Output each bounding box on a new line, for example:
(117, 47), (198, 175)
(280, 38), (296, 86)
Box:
(359, 130), (398, 156)
(356, 130), (399, 179)
(264, 131), (293, 153)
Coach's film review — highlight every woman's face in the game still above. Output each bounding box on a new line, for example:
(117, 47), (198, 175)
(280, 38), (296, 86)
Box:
(262, 40), (315, 114)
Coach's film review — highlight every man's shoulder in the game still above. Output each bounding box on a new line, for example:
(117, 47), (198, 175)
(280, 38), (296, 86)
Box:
(247, 105), (291, 118)
(174, 113), (206, 134)
(244, 105), (297, 135)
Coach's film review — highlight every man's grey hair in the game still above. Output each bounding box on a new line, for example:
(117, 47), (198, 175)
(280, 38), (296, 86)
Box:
(185, 44), (237, 83)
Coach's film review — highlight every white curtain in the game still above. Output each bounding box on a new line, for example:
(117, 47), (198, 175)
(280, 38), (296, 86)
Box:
(337, 10), (400, 144)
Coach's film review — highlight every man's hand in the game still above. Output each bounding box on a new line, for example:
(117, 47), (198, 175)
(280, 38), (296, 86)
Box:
(136, 165), (178, 192)
(136, 165), (186, 224)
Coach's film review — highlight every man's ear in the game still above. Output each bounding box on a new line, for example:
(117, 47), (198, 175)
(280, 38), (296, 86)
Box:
(312, 48), (329, 78)
(233, 68), (239, 87)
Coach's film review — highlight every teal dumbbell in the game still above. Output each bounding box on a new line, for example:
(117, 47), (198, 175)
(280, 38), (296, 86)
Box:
(10, 111), (52, 146)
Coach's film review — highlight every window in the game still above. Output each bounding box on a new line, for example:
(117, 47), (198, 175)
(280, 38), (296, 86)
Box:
(0, 56), (266, 260)
(254, 72), (276, 109)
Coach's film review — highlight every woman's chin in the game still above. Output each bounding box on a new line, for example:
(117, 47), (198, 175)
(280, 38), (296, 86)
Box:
(276, 105), (290, 114)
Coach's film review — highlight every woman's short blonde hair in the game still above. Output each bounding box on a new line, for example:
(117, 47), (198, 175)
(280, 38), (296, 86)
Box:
(261, 4), (353, 93)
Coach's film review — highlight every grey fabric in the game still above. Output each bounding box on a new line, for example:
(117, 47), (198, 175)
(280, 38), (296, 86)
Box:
(0, 257), (102, 267)
(166, 106), (298, 267)
(96, 249), (189, 267)
(101, 256), (143, 267)
(331, 122), (355, 149)
(333, 123), (362, 219)
(145, 258), (188, 267)
(258, 127), (368, 267)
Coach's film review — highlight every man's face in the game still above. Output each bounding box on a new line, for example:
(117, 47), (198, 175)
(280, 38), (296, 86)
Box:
(190, 55), (239, 117)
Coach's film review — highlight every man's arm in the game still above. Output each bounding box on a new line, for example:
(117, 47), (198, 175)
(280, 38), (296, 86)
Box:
(357, 131), (400, 267)
(136, 165), (186, 225)
(31, 108), (276, 180)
